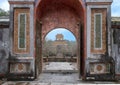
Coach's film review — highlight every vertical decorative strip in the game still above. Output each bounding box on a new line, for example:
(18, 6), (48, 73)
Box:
(14, 9), (30, 54)
(18, 13), (26, 49)
(91, 8), (106, 54)
(94, 13), (102, 49)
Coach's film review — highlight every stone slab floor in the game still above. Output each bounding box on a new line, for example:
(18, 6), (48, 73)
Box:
(42, 62), (78, 72)
(0, 62), (120, 85)
(36, 62), (79, 83)
(1, 80), (119, 85)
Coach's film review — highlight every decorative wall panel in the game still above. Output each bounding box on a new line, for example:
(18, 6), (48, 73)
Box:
(13, 8), (30, 54)
(94, 14), (102, 49)
(91, 8), (107, 54)
(10, 63), (30, 73)
(19, 13), (26, 49)
(90, 63), (110, 74)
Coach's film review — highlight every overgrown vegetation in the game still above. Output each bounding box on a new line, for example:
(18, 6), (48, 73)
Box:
(0, 8), (9, 16)
(42, 38), (77, 58)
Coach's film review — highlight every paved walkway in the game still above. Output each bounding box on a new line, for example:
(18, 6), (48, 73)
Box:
(1, 81), (119, 85)
(43, 62), (78, 72)
(1, 62), (120, 85)
(36, 73), (79, 83)
(39, 62), (79, 83)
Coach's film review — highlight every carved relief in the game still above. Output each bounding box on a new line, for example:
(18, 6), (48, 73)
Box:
(10, 63), (30, 73)
(96, 64), (102, 71)
(90, 63), (110, 74)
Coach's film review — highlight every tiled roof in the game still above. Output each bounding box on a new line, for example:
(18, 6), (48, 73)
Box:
(111, 17), (120, 22)
(0, 16), (9, 28)
(0, 16), (9, 22)
(111, 17), (120, 26)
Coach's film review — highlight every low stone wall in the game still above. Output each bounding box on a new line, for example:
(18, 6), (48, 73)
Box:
(43, 57), (77, 62)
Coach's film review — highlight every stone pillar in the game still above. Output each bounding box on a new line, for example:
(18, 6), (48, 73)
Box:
(85, 0), (113, 80)
(8, 0), (35, 80)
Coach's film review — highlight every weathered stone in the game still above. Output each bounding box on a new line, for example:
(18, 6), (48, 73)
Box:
(0, 0), (117, 81)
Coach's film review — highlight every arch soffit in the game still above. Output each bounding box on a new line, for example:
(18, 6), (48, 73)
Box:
(35, 0), (85, 18)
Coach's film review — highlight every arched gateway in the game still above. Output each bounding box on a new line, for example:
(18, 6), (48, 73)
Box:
(7, 0), (115, 80)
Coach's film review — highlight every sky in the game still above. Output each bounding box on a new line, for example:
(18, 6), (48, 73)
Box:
(0, 0), (120, 41)
(0, 0), (120, 16)
(46, 28), (76, 41)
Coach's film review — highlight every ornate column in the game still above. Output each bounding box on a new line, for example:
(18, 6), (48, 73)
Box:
(85, 0), (114, 80)
(8, 0), (35, 79)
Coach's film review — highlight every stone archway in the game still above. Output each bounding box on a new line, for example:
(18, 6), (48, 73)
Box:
(7, 0), (113, 81)
(35, 0), (86, 79)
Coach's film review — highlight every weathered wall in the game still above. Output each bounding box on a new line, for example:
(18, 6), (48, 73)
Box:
(112, 28), (120, 79)
(7, 0), (115, 80)
(40, 5), (80, 41)
(0, 28), (9, 77)
(35, 20), (42, 78)
(85, 0), (113, 80)
(35, 0), (86, 41)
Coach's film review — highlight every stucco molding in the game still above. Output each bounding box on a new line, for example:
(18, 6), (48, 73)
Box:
(86, 0), (113, 3)
(8, 0), (35, 4)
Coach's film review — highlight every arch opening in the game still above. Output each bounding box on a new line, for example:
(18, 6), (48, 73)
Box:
(35, 0), (86, 80)
(42, 28), (78, 72)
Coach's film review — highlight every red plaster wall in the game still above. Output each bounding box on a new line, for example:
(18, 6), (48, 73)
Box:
(35, 0), (85, 41)
(35, 0), (86, 77)
(41, 5), (81, 41)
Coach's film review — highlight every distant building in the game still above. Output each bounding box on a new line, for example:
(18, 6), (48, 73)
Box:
(53, 34), (68, 46)
(52, 34), (68, 58)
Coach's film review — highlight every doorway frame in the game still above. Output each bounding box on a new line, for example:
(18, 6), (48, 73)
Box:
(34, 0), (86, 79)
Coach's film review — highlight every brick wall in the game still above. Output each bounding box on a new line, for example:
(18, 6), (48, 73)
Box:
(40, 5), (81, 41)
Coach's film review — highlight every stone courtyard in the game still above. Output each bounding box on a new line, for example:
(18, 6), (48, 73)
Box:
(0, 62), (120, 85)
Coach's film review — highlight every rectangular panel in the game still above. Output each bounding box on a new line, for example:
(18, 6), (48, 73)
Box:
(94, 14), (102, 49)
(10, 62), (30, 73)
(91, 8), (107, 54)
(19, 14), (26, 49)
(90, 63), (110, 74)
(13, 8), (30, 54)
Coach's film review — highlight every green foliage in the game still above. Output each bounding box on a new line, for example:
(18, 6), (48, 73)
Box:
(0, 8), (9, 16)
(42, 39), (77, 58)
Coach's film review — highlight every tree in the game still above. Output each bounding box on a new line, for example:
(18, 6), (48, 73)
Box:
(42, 39), (56, 57)
(0, 8), (9, 16)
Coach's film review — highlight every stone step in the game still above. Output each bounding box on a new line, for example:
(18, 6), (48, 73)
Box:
(1, 82), (117, 85)
(43, 62), (78, 72)
(43, 70), (78, 73)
